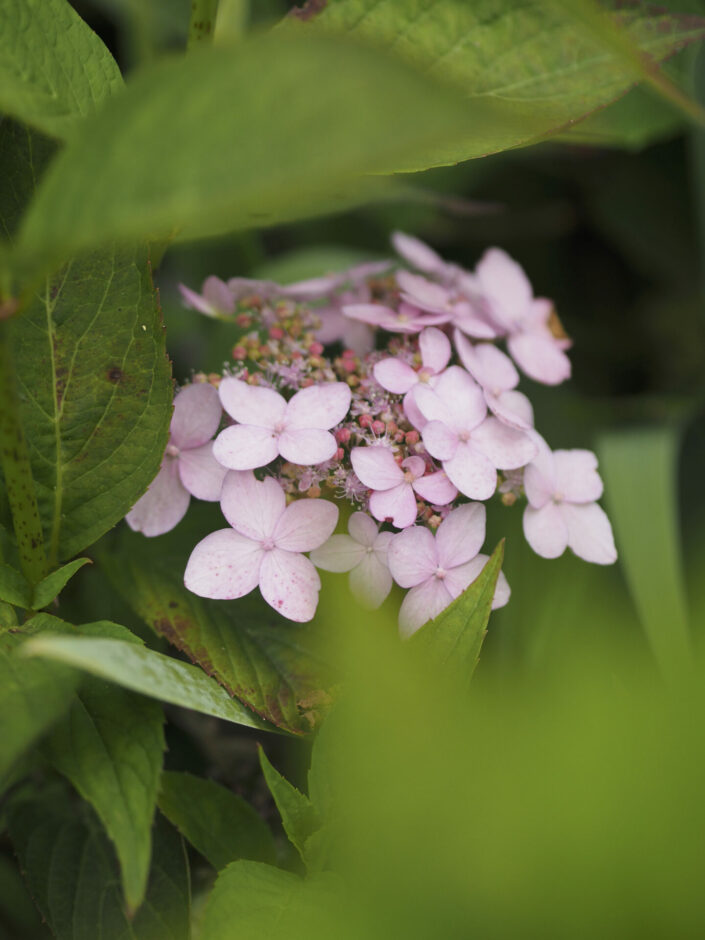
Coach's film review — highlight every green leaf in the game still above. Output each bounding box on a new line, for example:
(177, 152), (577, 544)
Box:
(0, 633), (78, 785)
(0, 0), (123, 140)
(409, 541), (504, 684)
(43, 680), (165, 912)
(0, 121), (173, 564)
(258, 747), (321, 863)
(24, 611), (145, 644)
(598, 427), (690, 678)
(158, 771), (276, 869)
(0, 563), (31, 608)
(19, 634), (275, 732)
(131, 813), (191, 940)
(32, 557), (91, 609)
(102, 518), (336, 734)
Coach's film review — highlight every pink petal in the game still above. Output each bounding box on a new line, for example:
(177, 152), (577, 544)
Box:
(369, 483), (418, 529)
(226, 277), (278, 300)
(218, 377), (285, 427)
(452, 311), (498, 340)
(443, 442), (498, 500)
(349, 552), (393, 609)
(178, 284), (219, 317)
(342, 319), (376, 356)
(523, 502), (569, 559)
(523, 460), (553, 509)
(436, 503), (486, 569)
(485, 389), (534, 431)
(373, 358), (418, 394)
(310, 534), (367, 573)
(220, 471), (285, 541)
(398, 578), (453, 638)
(563, 502), (617, 565)
(471, 417), (537, 470)
(412, 470), (457, 505)
(213, 424), (279, 471)
(126, 459), (190, 537)
(351, 446), (403, 490)
(348, 511), (380, 547)
(444, 554), (510, 609)
(476, 247), (533, 330)
(178, 442), (227, 501)
(259, 549), (321, 622)
(285, 273), (342, 297)
(342, 303), (398, 327)
(202, 276), (235, 313)
(387, 526), (438, 588)
(421, 420), (458, 462)
(170, 383), (222, 449)
(432, 366), (487, 432)
(392, 231), (446, 274)
(403, 390), (428, 431)
(454, 331), (518, 391)
(553, 450), (603, 504)
(419, 327), (451, 373)
(373, 529), (394, 558)
(184, 529), (263, 599)
(278, 428), (337, 466)
(507, 332), (571, 386)
(273, 498), (338, 552)
(402, 456), (426, 479)
(397, 270), (451, 314)
(527, 297), (554, 329)
(285, 382), (351, 430)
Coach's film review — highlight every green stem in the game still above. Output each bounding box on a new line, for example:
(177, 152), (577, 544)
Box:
(188, 0), (220, 48)
(0, 321), (47, 584)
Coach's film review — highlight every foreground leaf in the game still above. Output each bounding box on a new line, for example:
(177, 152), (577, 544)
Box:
(0, 0), (123, 140)
(158, 771), (276, 869)
(44, 680), (165, 912)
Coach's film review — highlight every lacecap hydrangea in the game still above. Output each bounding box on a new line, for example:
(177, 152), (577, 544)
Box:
(126, 233), (617, 636)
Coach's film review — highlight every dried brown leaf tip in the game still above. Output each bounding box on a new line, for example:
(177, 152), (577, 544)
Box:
(289, 0), (327, 22)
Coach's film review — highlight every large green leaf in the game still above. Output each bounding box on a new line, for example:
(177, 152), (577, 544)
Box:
(0, 121), (173, 563)
(0, 0), (123, 140)
(44, 680), (165, 912)
(158, 771), (276, 869)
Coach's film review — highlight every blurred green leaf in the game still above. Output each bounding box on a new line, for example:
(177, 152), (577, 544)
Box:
(0, 853), (50, 939)
(0, 0), (123, 140)
(20, 634), (275, 731)
(259, 747), (321, 864)
(0, 563), (31, 608)
(130, 813), (191, 940)
(32, 557), (91, 609)
(24, 611), (145, 644)
(44, 680), (165, 911)
(158, 770), (276, 869)
(254, 246), (387, 285)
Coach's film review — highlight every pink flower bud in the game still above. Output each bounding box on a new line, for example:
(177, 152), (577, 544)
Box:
(269, 326), (284, 340)
(371, 420), (386, 435)
(405, 430), (420, 445)
(232, 345), (247, 360)
(335, 428), (351, 444)
(359, 414), (373, 428)
(309, 341), (324, 356)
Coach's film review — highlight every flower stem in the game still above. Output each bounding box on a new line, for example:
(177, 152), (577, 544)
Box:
(188, 0), (220, 48)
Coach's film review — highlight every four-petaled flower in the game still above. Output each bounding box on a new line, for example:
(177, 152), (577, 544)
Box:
(454, 329), (534, 430)
(342, 299), (449, 334)
(373, 327), (451, 429)
(387, 503), (510, 637)
(214, 379), (351, 470)
(127, 383), (227, 537)
(411, 366), (537, 500)
(185, 471), (338, 621)
(311, 512), (394, 608)
(351, 446), (457, 528)
(522, 435), (617, 564)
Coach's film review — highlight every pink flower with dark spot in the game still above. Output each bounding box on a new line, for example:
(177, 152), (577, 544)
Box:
(184, 471), (338, 621)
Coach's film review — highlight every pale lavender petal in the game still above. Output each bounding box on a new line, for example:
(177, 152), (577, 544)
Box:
(170, 383), (222, 449)
(213, 424), (279, 471)
(444, 554), (510, 609)
(202, 276), (235, 313)
(452, 311), (498, 340)
(285, 382), (351, 430)
(411, 384), (454, 427)
(485, 389), (534, 431)
(373, 529), (394, 558)
(412, 470), (457, 505)
(454, 331), (518, 391)
(278, 428), (337, 466)
(184, 529), (263, 600)
(348, 511), (379, 547)
(218, 377), (286, 427)
(523, 435), (556, 508)
(342, 319), (376, 356)
(342, 303), (398, 327)
(369, 482), (417, 529)
(398, 578), (453, 638)
(421, 420), (458, 462)
(349, 552), (393, 609)
(373, 358), (418, 394)
(401, 456), (426, 479)
(443, 442), (498, 500)
(419, 327), (451, 373)
(527, 297), (554, 329)
(178, 443), (227, 501)
(126, 460), (189, 537)
(436, 503), (486, 569)
(523, 502), (569, 559)
(388, 526), (438, 588)
(563, 502), (617, 565)
(227, 277), (279, 300)
(403, 390), (428, 431)
(397, 270), (451, 314)
(310, 534), (367, 573)
(507, 332), (571, 386)
(259, 549), (321, 622)
(392, 231), (446, 274)
(285, 273), (342, 297)
(553, 450), (603, 504)
(476, 247), (533, 331)
(432, 366), (486, 432)
(178, 284), (219, 317)
(273, 498), (338, 552)
(471, 417), (537, 470)
(220, 471), (285, 541)
(351, 446), (403, 490)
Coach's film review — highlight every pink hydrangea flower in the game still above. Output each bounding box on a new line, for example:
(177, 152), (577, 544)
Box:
(214, 379), (351, 470)
(373, 327), (450, 428)
(454, 329), (534, 430)
(522, 436), (617, 564)
(310, 512), (394, 608)
(184, 471), (338, 621)
(351, 446), (457, 528)
(396, 270), (496, 340)
(126, 383), (226, 537)
(387, 503), (510, 637)
(411, 366), (537, 500)
(179, 276), (235, 318)
(392, 231), (460, 280)
(342, 299), (449, 334)
(474, 248), (571, 385)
